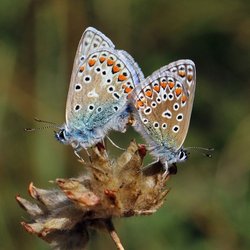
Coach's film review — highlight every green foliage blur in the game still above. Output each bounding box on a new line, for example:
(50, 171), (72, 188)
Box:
(0, 0), (249, 249)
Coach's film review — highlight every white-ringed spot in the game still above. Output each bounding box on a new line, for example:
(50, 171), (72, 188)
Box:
(173, 103), (179, 111)
(143, 118), (148, 124)
(84, 75), (91, 83)
(172, 125), (180, 133)
(97, 107), (102, 113)
(168, 93), (174, 100)
(94, 67), (101, 73)
(156, 97), (161, 103)
(75, 84), (82, 92)
(176, 113), (183, 121)
(162, 109), (172, 119)
(176, 82), (182, 88)
(153, 122), (159, 128)
(151, 101), (157, 108)
(162, 93), (168, 101)
(162, 123), (167, 129)
(113, 92), (120, 100)
(107, 86), (115, 93)
(74, 104), (81, 112)
(144, 107), (152, 115)
(170, 67), (177, 73)
(88, 104), (95, 111)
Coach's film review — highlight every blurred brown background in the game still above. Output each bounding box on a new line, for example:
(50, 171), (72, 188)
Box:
(0, 0), (250, 249)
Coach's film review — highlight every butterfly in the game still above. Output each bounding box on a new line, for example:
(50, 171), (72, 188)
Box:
(55, 27), (144, 155)
(131, 59), (196, 173)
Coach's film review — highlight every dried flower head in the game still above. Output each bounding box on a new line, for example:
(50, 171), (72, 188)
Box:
(16, 141), (172, 249)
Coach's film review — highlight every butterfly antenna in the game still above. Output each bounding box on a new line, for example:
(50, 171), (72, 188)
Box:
(185, 146), (214, 158)
(24, 125), (58, 132)
(24, 117), (59, 132)
(33, 117), (58, 125)
(106, 136), (125, 151)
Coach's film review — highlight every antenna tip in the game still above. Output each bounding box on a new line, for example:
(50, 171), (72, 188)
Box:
(24, 128), (35, 132)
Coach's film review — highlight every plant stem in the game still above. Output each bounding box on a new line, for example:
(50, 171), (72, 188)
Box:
(105, 219), (124, 250)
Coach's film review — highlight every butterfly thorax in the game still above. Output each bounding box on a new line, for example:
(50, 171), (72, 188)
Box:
(150, 143), (188, 165)
(55, 124), (103, 149)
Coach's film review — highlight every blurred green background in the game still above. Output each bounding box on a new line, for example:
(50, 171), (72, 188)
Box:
(1, 0), (250, 249)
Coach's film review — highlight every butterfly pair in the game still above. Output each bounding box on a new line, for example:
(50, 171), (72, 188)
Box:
(55, 27), (196, 173)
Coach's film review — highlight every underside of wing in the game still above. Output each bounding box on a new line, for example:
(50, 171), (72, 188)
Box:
(71, 27), (115, 83)
(134, 60), (196, 150)
(66, 48), (142, 131)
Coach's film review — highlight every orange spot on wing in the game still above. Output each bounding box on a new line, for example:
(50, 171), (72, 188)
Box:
(153, 86), (160, 92)
(168, 81), (175, 89)
(99, 56), (106, 63)
(136, 100), (144, 108)
(118, 74), (127, 81)
(181, 95), (187, 103)
(175, 88), (182, 96)
(178, 70), (186, 77)
(88, 59), (96, 67)
(145, 90), (153, 97)
(79, 66), (85, 72)
(160, 82), (167, 89)
(112, 65), (120, 73)
(124, 86), (133, 94)
(107, 59), (114, 66)
(187, 74), (193, 81)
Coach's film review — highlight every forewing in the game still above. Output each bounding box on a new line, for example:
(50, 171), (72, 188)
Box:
(133, 60), (196, 150)
(71, 27), (115, 80)
(66, 48), (141, 129)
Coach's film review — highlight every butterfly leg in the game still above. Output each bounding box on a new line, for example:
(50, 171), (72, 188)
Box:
(74, 149), (84, 162)
(162, 161), (169, 178)
(84, 148), (92, 163)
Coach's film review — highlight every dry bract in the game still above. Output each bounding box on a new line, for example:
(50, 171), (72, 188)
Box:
(17, 141), (171, 249)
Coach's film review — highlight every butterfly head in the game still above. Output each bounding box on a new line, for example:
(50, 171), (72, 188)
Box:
(55, 127), (69, 144)
(177, 148), (189, 162)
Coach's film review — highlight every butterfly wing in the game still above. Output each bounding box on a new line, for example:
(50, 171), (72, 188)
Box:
(133, 59), (196, 150)
(66, 47), (143, 133)
(70, 27), (115, 78)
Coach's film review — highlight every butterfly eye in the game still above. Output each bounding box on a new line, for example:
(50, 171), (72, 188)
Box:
(56, 129), (66, 142)
(178, 150), (188, 161)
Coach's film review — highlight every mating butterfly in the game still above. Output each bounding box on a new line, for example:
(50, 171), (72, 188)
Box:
(131, 60), (196, 172)
(55, 27), (144, 155)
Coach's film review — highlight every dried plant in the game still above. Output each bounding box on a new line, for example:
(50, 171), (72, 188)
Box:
(16, 141), (173, 250)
